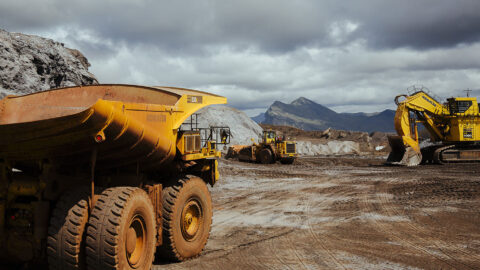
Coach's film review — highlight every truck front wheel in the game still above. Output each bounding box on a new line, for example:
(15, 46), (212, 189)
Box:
(258, 148), (273, 164)
(157, 176), (212, 261)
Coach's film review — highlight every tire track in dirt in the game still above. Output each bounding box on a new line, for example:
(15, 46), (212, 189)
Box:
(260, 193), (297, 270)
(420, 208), (480, 260)
(304, 182), (349, 270)
(284, 216), (311, 269)
(249, 169), (350, 269)
(213, 181), (300, 269)
(280, 194), (317, 270)
(375, 179), (480, 269)
(267, 237), (295, 270)
(200, 230), (297, 270)
(361, 182), (461, 269)
(260, 177), (318, 270)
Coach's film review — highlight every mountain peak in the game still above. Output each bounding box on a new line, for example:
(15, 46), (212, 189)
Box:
(291, 97), (315, 106)
(262, 96), (395, 132)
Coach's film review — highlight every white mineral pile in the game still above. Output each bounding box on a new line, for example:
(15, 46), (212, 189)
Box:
(193, 105), (263, 146)
(296, 140), (360, 156)
(192, 105), (363, 156)
(0, 29), (98, 98)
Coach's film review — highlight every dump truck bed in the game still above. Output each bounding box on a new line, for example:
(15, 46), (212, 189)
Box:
(0, 84), (226, 171)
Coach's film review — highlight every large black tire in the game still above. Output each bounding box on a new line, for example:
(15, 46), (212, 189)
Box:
(280, 157), (295, 164)
(258, 148), (273, 164)
(157, 177), (212, 261)
(47, 188), (90, 270)
(85, 187), (156, 270)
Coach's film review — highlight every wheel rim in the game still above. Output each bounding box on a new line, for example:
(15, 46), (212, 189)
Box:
(181, 199), (202, 241)
(125, 215), (146, 267)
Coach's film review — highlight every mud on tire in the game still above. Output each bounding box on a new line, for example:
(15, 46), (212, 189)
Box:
(47, 187), (90, 270)
(157, 176), (213, 261)
(85, 187), (156, 270)
(259, 148), (273, 164)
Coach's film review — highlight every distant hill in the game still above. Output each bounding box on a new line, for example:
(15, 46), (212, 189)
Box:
(251, 112), (265, 123)
(254, 97), (395, 132)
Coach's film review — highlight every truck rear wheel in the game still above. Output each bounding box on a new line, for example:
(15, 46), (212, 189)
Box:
(259, 148), (273, 164)
(157, 176), (212, 261)
(86, 187), (156, 270)
(47, 188), (90, 270)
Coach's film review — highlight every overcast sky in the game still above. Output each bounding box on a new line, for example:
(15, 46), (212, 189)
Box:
(1, 0), (480, 116)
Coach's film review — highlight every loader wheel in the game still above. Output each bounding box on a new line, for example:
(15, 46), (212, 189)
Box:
(280, 158), (295, 164)
(157, 176), (212, 261)
(47, 187), (90, 270)
(259, 148), (273, 164)
(86, 187), (156, 270)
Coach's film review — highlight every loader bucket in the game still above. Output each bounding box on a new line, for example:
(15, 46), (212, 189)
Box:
(225, 145), (247, 159)
(386, 136), (422, 166)
(238, 145), (256, 162)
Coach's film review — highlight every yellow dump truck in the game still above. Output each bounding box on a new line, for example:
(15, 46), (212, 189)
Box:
(0, 84), (228, 269)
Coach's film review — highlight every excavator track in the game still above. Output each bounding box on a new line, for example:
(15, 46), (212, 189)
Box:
(437, 146), (480, 163)
(432, 145), (454, 164)
(422, 145), (480, 164)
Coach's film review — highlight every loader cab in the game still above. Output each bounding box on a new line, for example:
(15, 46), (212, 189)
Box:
(448, 97), (479, 115)
(262, 130), (276, 144)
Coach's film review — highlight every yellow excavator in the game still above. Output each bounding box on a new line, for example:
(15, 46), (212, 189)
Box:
(387, 87), (480, 166)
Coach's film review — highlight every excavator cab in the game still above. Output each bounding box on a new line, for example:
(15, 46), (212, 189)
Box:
(447, 97), (478, 115)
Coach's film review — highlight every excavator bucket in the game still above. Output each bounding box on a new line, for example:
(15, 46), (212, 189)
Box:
(386, 136), (422, 166)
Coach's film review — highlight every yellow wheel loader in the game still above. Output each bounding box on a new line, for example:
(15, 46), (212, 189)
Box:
(0, 84), (229, 269)
(387, 86), (480, 166)
(231, 130), (297, 164)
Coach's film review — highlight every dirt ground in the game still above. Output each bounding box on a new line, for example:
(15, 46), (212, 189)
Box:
(156, 156), (480, 270)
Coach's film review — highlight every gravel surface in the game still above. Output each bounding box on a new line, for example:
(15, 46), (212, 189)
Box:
(156, 156), (480, 270)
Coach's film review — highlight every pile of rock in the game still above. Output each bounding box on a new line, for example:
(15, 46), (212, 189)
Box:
(190, 105), (263, 146)
(0, 29), (97, 98)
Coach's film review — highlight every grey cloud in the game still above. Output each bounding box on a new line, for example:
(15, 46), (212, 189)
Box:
(2, 0), (480, 114)
(346, 0), (480, 49)
(0, 0), (336, 54)
(3, 0), (480, 54)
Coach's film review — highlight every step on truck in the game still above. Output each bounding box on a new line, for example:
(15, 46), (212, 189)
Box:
(0, 84), (228, 269)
